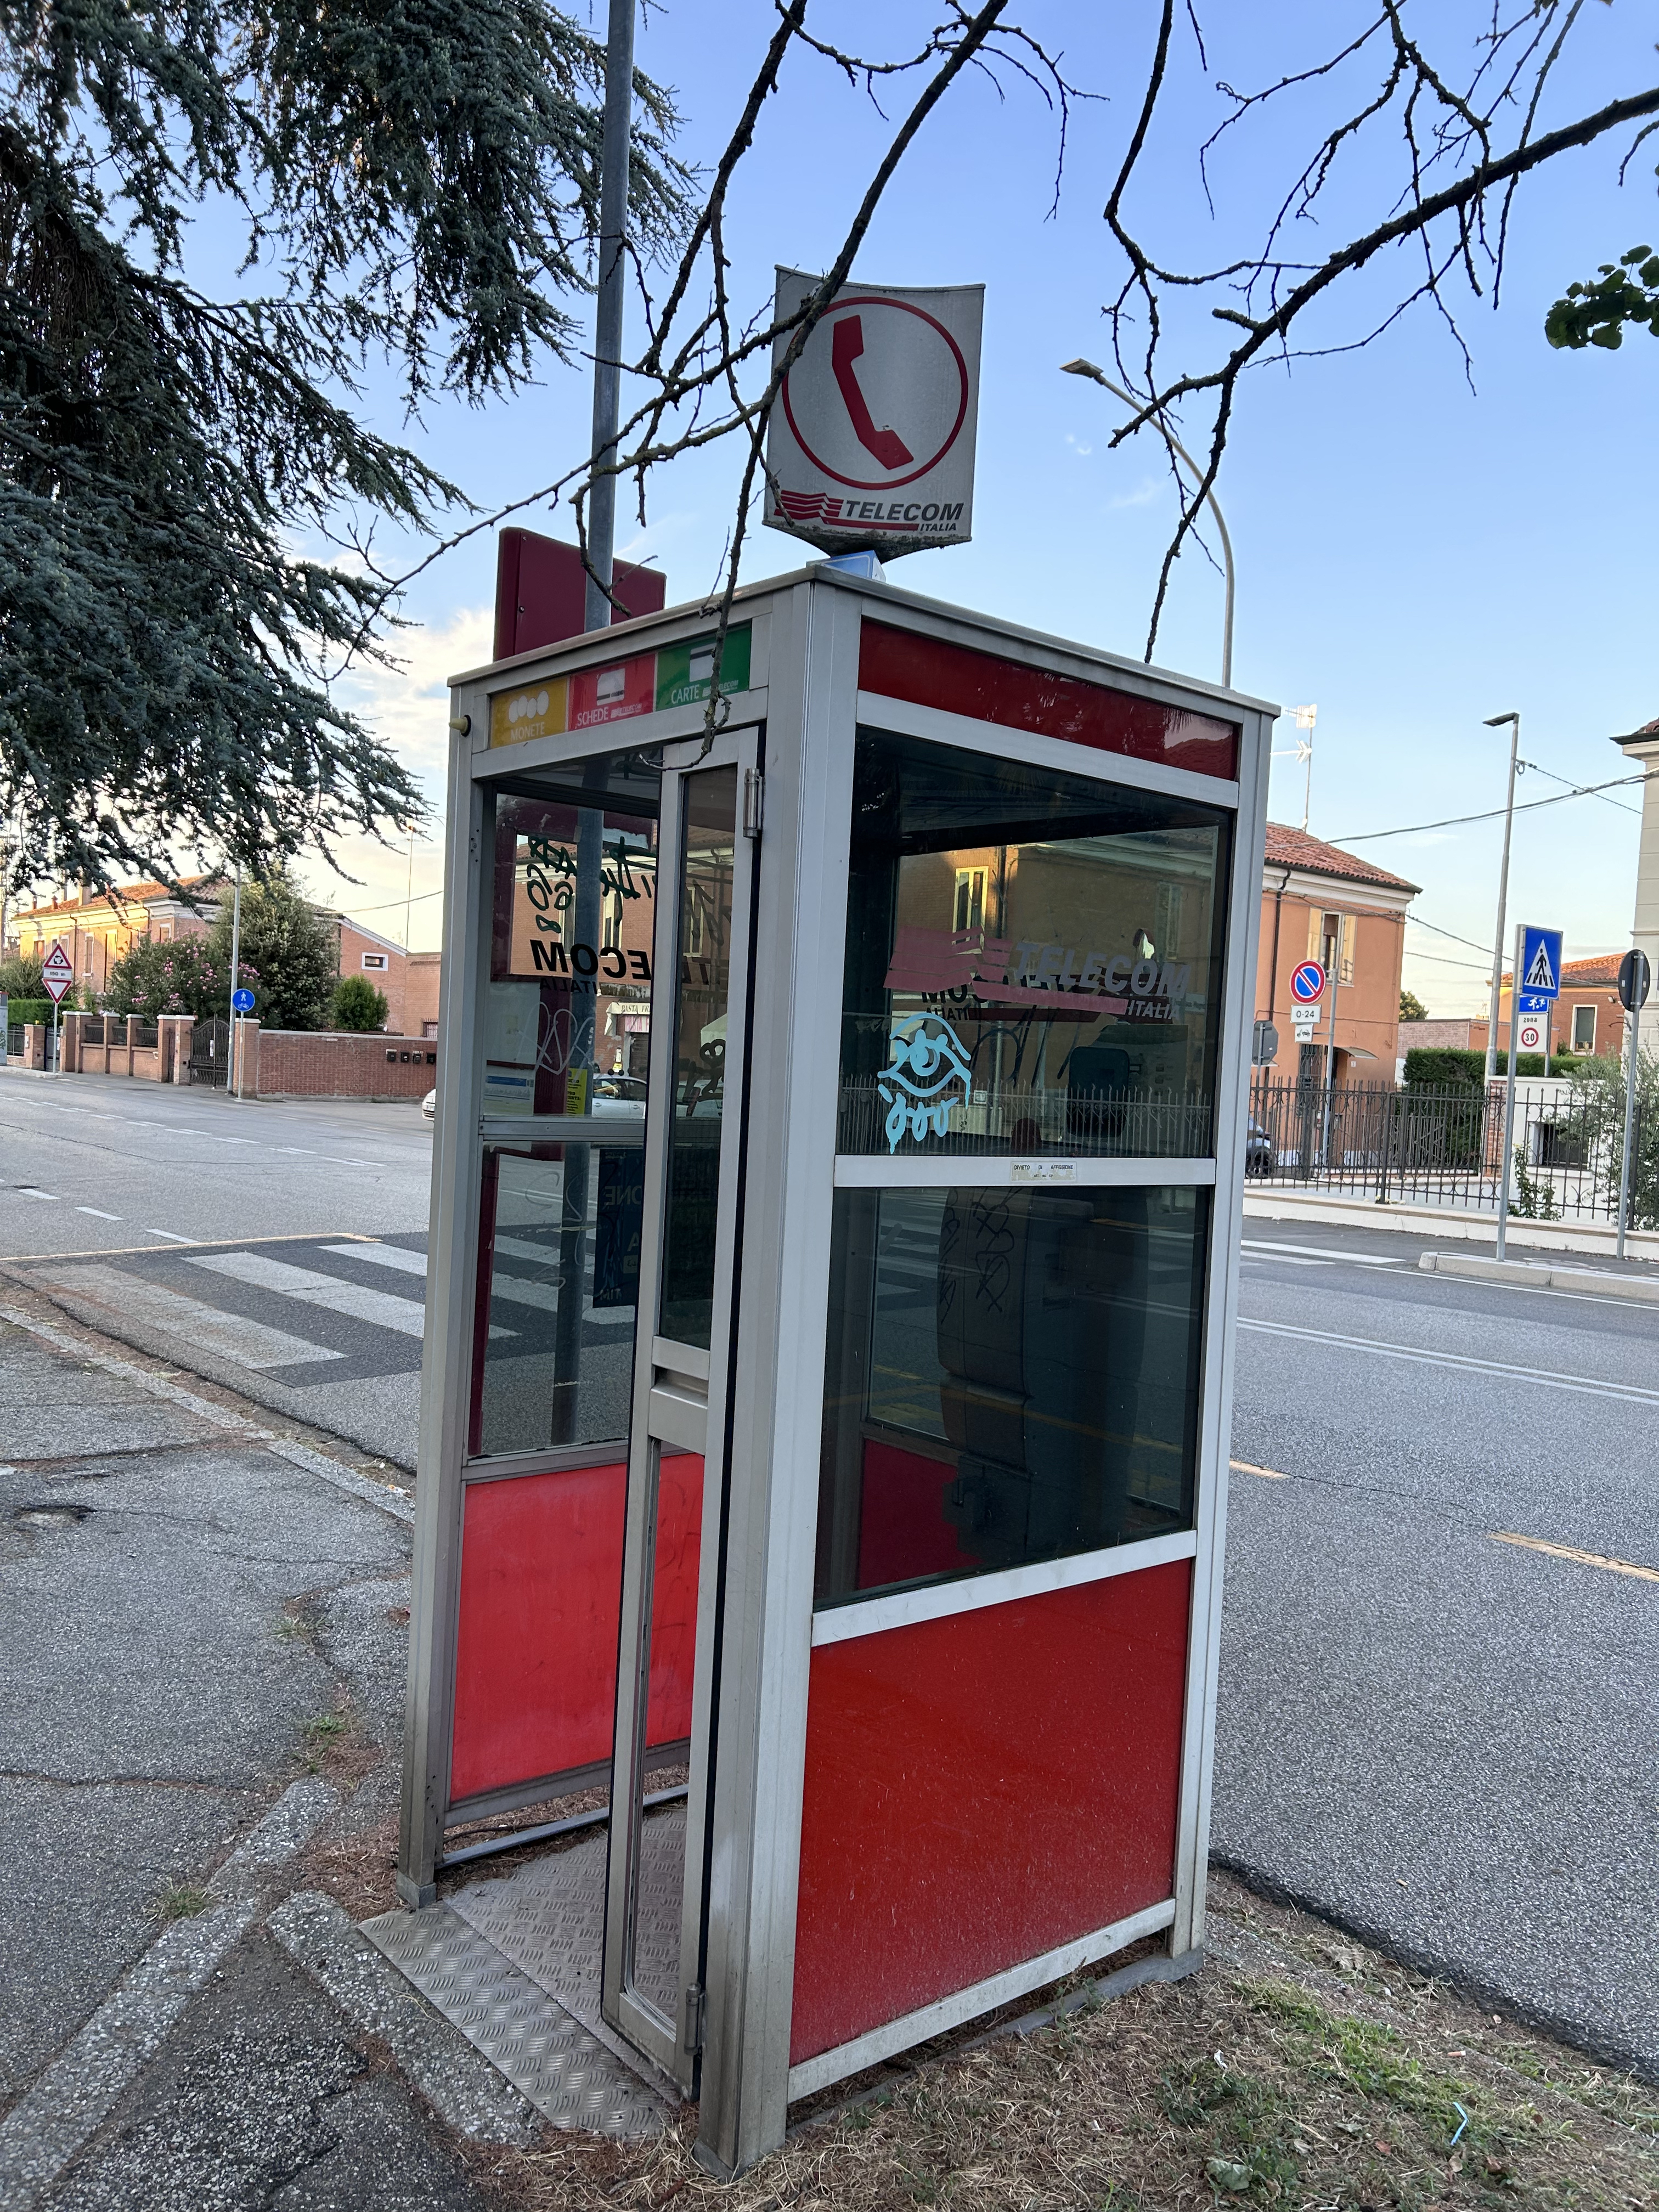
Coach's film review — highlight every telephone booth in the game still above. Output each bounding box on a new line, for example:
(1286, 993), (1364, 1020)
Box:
(398, 563), (1272, 2173)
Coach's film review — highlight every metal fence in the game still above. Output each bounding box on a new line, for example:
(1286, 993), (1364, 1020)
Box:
(1246, 1075), (1649, 1227)
(837, 1079), (1212, 1159)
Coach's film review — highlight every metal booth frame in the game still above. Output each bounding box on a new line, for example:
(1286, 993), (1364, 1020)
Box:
(399, 562), (1275, 2175)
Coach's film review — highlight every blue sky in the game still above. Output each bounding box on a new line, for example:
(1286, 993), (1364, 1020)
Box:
(296, 3), (1658, 1017)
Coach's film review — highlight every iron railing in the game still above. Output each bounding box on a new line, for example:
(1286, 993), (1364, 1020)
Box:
(837, 1079), (1212, 1159)
(1246, 1075), (1650, 1227)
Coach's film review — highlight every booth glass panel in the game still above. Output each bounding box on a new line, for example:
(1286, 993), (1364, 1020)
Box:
(658, 764), (740, 1349)
(469, 1141), (644, 1457)
(816, 1183), (1206, 1606)
(487, 774), (659, 1119)
(839, 730), (1230, 1158)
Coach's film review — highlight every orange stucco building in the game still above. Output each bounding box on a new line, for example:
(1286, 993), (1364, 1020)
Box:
(1255, 825), (1419, 1082)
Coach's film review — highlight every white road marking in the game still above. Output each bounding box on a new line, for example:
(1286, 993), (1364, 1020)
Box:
(1239, 1239), (1404, 1266)
(145, 1227), (194, 1243)
(323, 1242), (426, 1276)
(1242, 1253), (1330, 1267)
(189, 1250), (428, 1338)
(76, 1206), (122, 1221)
(1240, 1316), (1659, 1407)
(38, 1264), (342, 1368)
(16, 1187), (59, 1201)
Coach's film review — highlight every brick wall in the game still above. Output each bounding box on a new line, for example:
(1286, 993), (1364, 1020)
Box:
(254, 1028), (438, 1100)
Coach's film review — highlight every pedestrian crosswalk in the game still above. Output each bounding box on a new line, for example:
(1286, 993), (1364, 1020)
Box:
(20, 1229), (631, 1427)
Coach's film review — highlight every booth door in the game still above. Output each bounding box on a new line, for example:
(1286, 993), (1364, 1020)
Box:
(602, 734), (758, 2089)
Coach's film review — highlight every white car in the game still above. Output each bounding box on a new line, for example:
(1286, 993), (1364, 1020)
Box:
(422, 1088), (436, 1121)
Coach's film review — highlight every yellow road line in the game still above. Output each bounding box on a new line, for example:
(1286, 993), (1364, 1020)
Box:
(1231, 1459), (1289, 1480)
(1491, 1531), (1659, 1584)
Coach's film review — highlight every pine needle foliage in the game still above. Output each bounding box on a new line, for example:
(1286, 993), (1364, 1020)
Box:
(0, 0), (691, 898)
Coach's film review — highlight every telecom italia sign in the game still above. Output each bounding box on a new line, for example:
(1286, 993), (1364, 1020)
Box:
(764, 269), (983, 557)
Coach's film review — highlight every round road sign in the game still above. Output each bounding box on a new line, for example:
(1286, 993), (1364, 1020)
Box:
(232, 988), (255, 1014)
(1290, 960), (1326, 1004)
(1517, 1015), (1545, 1054)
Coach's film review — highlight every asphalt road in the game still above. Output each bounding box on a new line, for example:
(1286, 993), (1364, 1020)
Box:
(1220, 1220), (1659, 2078)
(3, 1072), (1656, 2079)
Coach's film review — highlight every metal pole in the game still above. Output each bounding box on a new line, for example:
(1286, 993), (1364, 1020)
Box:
(1483, 713), (1520, 1083)
(1496, 922), (1522, 1262)
(228, 866), (242, 1101)
(1060, 360), (1234, 687)
(584, 0), (637, 636)
(1321, 964), (1338, 1167)
(1616, 984), (1641, 1261)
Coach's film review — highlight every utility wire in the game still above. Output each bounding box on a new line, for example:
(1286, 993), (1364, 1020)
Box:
(1519, 759), (1642, 816)
(1332, 769), (1649, 844)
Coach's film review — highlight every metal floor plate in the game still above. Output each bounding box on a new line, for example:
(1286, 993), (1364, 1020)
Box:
(447, 1809), (685, 2040)
(362, 1900), (670, 2140)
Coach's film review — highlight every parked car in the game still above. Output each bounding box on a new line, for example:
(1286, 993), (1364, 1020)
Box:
(591, 1074), (648, 1117)
(1244, 1117), (1276, 1175)
(422, 1088), (436, 1122)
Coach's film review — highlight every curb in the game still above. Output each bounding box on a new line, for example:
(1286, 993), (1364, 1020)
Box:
(1243, 1188), (1659, 1266)
(268, 1893), (543, 2148)
(0, 1301), (414, 1523)
(0, 1781), (341, 2211)
(1418, 1251), (1659, 1307)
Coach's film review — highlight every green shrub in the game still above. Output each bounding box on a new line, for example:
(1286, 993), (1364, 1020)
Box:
(1403, 1046), (1486, 1090)
(330, 974), (389, 1031)
(105, 936), (230, 1019)
(0, 952), (45, 998)
(1491, 1051), (1548, 1077)
(3, 997), (54, 1026)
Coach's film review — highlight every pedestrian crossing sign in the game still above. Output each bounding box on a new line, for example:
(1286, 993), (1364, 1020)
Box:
(1519, 924), (1562, 1002)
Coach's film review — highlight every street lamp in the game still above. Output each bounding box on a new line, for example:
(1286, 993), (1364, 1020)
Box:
(1482, 712), (1521, 1084)
(1060, 358), (1235, 689)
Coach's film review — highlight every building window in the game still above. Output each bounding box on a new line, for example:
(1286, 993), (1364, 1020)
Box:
(952, 865), (987, 933)
(362, 952), (389, 970)
(1571, 1004), (1596, 1053)
(1308, 907), (1355, 985)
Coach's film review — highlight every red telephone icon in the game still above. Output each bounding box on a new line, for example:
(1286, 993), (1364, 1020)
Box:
(831, 317), (914, 471)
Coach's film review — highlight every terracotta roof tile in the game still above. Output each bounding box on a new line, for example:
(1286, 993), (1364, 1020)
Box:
(1262, 823), (1420, 895)
(10, 872), (224, 921)
(1502, 953), (1623, 988)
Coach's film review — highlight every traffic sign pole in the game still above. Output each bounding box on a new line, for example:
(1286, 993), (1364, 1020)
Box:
(1496, 923), (1522, 1261)
(1615, 948), (1651, 1261)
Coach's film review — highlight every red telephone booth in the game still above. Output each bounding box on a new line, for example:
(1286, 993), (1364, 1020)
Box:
(396, 563), (1272, 2171)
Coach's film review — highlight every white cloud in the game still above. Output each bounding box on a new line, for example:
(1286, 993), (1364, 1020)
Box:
(292, 603), (492, 947)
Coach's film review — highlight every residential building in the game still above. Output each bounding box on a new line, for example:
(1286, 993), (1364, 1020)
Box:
(1402, 952), (1630, 1063)
(1615, 713), (1659, 981)
(1255, 825), (1419, 1082)
(5, 874), (228, 995)
(5, 877), (438, 1032)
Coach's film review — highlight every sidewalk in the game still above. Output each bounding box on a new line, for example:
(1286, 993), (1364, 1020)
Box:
(0, 1288), (505, 2209)
(1244, 1184), (1659, 1266)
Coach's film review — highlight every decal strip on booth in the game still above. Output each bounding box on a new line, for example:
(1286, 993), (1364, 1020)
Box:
(489, 625), (753, 746)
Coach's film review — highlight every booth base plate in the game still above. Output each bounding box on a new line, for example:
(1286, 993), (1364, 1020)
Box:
(363, 1810), (685, 2140)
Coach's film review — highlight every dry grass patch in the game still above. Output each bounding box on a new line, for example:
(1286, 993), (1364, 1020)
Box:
(464, 1883), (1656, 2212)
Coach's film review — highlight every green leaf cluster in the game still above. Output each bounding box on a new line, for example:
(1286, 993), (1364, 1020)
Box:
(1545, 245), (1659, 349)
(1, 0), (691, 898)
(204, 872), (338, 1031)
(331, 973), (390, 1031)
(104, 935), (229, 1020)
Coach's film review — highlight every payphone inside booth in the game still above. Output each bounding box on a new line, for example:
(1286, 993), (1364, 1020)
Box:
(397, 565), (1273, 2174)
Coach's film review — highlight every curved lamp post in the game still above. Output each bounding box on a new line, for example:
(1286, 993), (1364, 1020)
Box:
(1060, 358), (1235, 689)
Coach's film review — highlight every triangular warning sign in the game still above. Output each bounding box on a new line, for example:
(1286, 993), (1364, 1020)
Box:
(1523, 939), (1556, 992)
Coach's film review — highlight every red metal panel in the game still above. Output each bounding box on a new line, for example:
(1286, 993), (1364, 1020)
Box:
(449, 1453), (703, 1806)
(493, 530), (668, 661)
(791, 1559), (1190, 2065)
(857, 620), (1238, 781)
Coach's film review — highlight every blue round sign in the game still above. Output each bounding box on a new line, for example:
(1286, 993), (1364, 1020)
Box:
(232, 988), (255, 1013)
(1290, 960), (1325, 1003)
